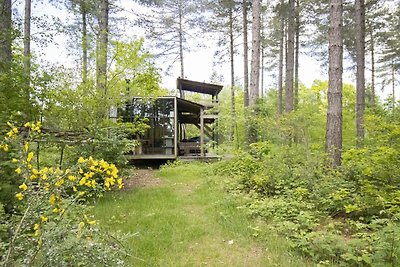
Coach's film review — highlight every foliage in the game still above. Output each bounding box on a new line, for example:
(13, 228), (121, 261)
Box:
(0, 122), (127, 266)
(212, 96), (400, 266)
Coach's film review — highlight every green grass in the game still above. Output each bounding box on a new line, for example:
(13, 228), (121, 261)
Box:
(93, 162), (317, 266)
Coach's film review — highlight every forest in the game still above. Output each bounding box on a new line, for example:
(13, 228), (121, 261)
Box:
(0, 0), (399, 266)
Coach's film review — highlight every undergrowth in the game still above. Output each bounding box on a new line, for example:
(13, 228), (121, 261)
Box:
(212, 142), (400, 266)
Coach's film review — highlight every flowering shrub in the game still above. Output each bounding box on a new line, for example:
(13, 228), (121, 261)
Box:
(0, 122), (127, 266)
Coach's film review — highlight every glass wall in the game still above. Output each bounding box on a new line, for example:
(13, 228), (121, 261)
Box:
(122, 98), (175, 156)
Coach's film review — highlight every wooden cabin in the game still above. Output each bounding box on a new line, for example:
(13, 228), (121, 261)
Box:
(121, 78), (222, 160)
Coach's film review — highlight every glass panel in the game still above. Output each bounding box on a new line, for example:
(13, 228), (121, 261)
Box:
(123, 98), (175, 156)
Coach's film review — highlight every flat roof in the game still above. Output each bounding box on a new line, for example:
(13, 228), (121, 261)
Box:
(177, 78), (223, 97)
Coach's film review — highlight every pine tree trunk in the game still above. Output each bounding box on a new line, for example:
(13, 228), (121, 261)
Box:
(285, 0), (295, 112)
(370, 29), (375, 107)
(249, 0), (261, 107)
(326, 0), (343, 167)
(23, 0), (31, 103)
(96, 0), (109, 118)
(355, 0), (365, 148)
(178, 1), (185, 98)
(81, 1), (88, 84)
(294, 0), (300, 109)
(0, 0), (12, 72)
(243, 0), (249, 108)
(278, 0), (284, 115)
(229, 8), (236, 141)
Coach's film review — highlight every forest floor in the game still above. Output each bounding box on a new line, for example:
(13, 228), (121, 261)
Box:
(94, 163), (317, 267)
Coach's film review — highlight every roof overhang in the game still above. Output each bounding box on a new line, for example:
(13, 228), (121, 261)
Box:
(177, 78), (223, 97)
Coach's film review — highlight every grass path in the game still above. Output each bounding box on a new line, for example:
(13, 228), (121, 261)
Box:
(94, 163), (316, 267)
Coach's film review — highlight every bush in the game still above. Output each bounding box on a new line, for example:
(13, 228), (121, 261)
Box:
(0, 122), (128, 266)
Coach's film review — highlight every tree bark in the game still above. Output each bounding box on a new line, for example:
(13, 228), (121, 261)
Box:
(81, 0), (88, 84)
(243, 0), (249, 108)
(249, 0), (261, 107)
(278, 0), (284, 115)
(285, 0), (295, 112)
(370, 28), (375, 107)
(23, 0), (31, 103)
(96, 0), (109, 118)
(294, 0), (300, 109)
(0, 0), (12, 72)
(326, 0), (343, 167)
(355, 0), (365, 148)
(229, 7), (235, 141)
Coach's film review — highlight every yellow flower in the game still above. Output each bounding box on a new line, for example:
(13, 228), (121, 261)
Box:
(11, 158), (18, 163)
(79, 177), (86, 186)
(2, 144), (8, 152)
(24, 122), (31, 127)
(15, 193), (23, 200)
(27, 152), (34, 162)
(49, 194), (57, 205)
(41, 173), (47, 180)
(24, 142), (29, 152)
(65, 168), (70, 174)
(40, 216), (48, 223)
(73, 186), (77, 192)
(52, 207), (60, 213)
(55, 179), (64, 187)
(78, 157), (85, 164)
(33, 223), (40, 231)
(19, 183), (28, 191)
(79, 168), (84, 174)
(68, 175), (76, 181)
(7, 121), (13, 127)
(91, 180), (96, 188)
(15, 167), (22, 174)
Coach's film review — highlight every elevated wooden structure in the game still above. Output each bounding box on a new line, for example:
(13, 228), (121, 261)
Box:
(121, 78), (223, 160)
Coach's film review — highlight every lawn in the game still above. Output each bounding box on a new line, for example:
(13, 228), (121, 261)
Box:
(94, 162), (317, 267)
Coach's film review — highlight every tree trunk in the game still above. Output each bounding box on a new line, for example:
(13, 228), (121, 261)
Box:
(22, 0), (31, 107)
(96, 0), (109, 118)
(355, 0), (365, 148)
(81, 1), (88, 84)
(392, 59), (395, 113)
(23, 0), (31, 83)
(370, 28), (375, 107)
(278, 0), (284, 115)
(243, 0), (249, 108)
(326, 0), (343, 167)
(179, 2), (184, 78)
(249, 0), (261, 107)
(0, 0), (12, 72)
(294, 0), (300, 109)
(229, 8), (235, 141)
(285, 0), (295, 112)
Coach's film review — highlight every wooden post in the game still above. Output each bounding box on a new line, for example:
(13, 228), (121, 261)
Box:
(200, 107), (204, 156)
